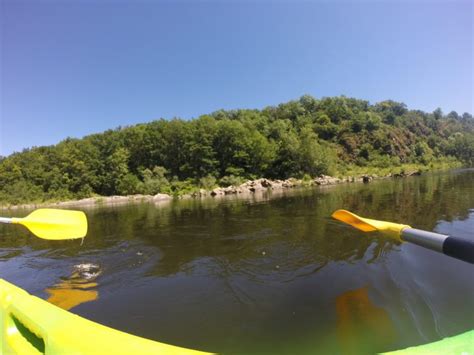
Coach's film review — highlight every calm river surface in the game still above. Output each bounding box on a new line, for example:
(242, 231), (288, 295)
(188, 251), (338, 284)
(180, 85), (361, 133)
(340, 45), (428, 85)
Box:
(1, 169), (473, 354)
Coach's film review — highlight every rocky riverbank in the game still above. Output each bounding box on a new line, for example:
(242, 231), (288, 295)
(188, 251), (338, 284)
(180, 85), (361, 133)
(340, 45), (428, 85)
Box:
(0, 170), (423, 210)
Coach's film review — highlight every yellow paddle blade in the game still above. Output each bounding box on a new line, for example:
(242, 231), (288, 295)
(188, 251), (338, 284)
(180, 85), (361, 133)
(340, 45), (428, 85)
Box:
(11, 209), (88, 240)
(331, 209), (410, 240)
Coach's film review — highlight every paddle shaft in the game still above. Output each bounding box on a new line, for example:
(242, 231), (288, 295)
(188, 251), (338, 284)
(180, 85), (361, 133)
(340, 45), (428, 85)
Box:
(0, 217), (12, 224)
(401, 228), (474, 264)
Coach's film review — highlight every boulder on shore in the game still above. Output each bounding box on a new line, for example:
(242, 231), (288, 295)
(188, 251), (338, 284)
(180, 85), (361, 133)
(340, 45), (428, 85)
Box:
(210, 188), (225, 196)
(153, 193), (172, 202)
(362, 175), (372, 183)
(314, 175), (342, 185)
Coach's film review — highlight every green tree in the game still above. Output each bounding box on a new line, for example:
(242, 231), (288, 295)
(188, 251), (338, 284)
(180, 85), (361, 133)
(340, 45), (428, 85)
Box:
(433, 108), (443, 120)
(104, 148), (131, 194)
(140, 166), (171, 195)
(447, 133), (474, 165)
(182, 116), (218, 178)
(298, 126), (332, 176)
(447, 111), (459, 120)
(117, 173), (141, 195)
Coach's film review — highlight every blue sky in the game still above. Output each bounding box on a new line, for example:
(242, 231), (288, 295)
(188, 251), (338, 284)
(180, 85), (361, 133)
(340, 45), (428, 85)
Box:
(1, 0), (472, 156)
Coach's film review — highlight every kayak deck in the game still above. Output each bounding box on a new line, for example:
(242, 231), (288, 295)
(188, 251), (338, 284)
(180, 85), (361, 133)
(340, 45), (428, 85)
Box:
(0, 279), (211, 354)
(383, 329), (473, 354)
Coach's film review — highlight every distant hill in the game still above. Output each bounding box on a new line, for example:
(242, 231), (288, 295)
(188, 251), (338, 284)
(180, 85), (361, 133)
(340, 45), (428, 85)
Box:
(1, 95), (473, 204)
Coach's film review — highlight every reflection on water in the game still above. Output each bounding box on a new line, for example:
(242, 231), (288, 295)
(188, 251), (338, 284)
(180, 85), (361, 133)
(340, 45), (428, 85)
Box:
(0, 169), (473, 354)
(336, 286), (396, 354)
(45, 263), (101, 311)
(46, 282), (98, 311)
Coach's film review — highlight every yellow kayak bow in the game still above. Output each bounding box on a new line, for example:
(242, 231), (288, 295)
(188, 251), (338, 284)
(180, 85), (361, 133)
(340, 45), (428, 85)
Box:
(0, 279), (210, 354)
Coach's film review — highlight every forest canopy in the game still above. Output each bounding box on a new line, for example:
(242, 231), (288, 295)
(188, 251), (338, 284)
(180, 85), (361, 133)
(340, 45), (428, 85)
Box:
(1, 95), (473, 204)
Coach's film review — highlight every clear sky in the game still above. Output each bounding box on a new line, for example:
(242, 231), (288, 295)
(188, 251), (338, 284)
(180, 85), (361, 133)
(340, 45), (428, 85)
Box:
(1, 0), (472, 156)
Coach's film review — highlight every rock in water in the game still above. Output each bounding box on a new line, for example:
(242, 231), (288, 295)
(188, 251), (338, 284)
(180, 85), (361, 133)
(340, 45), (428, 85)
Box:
(72, 263), (102, 280)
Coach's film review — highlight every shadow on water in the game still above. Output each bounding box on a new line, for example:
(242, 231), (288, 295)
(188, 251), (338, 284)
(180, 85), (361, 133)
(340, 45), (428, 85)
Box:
(0, 169), (473, 354)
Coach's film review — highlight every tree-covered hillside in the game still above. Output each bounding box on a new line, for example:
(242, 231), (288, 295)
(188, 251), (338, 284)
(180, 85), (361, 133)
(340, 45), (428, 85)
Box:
(1, 95), (473, 204)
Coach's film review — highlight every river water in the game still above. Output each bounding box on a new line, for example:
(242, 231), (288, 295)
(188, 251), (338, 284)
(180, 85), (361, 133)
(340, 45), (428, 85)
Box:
(1, 169), (473, 354)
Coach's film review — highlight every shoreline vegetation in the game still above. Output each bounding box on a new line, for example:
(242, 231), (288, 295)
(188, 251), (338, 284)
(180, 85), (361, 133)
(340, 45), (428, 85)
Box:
(1, 95), (473, 208)
(0, 161), (463, 210)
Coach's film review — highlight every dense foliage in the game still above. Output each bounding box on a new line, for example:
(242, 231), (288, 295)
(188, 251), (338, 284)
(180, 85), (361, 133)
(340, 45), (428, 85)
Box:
(1, 95), (473, 204)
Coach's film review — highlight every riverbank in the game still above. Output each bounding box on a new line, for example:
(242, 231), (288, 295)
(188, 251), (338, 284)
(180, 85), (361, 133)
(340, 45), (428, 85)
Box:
(0, 169), (425, 210)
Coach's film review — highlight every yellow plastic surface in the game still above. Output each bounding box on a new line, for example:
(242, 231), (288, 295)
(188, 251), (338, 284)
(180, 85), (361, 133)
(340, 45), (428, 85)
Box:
(0, 279), (211, 354)
(382, 329), (474, 354)
(331, 210), (411, 241)
(11, 209), (88, 240)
